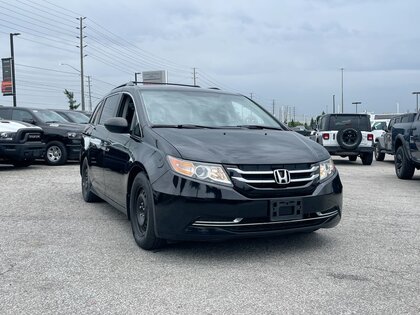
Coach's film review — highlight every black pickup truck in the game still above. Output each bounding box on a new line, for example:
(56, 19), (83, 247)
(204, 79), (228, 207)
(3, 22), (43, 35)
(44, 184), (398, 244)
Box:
(391, 112), (420, 179)
(374, 113), (415, 161)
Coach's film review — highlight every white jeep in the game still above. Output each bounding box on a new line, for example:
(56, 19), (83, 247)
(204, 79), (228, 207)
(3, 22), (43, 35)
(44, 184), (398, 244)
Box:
(315, 114), (375, 165)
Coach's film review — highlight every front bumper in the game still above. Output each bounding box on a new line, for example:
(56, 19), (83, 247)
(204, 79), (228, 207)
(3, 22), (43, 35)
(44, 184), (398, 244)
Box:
(151, 171), (343, 241)
(325, 146), (374, 155)
(65, 140), (81, 161)
(0, 142), (45, 162)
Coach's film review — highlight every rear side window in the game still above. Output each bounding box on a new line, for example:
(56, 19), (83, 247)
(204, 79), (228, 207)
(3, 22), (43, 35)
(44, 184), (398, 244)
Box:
(99, 94), (121, 125)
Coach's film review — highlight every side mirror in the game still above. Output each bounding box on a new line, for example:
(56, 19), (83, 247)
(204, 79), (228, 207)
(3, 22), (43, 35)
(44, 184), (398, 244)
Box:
(104, 117), (129, 133)
(23, 118), (36, 125)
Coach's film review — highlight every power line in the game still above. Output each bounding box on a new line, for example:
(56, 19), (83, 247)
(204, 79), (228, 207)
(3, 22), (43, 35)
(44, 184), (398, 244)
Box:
(0, 0), (77, 29)
(14, 0), (77, 24)
(0, 4), (76, 36)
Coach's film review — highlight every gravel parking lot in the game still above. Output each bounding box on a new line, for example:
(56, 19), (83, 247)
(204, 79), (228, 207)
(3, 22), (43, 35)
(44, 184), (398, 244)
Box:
(0, 157), (419, 314)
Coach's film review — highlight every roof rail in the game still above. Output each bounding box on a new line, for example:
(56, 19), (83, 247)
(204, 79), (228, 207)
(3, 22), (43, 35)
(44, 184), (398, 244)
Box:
(112, 81), (201, 90)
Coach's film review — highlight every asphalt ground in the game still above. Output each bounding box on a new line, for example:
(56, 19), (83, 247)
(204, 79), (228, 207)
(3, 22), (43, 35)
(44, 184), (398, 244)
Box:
(0, 156), (419, 314)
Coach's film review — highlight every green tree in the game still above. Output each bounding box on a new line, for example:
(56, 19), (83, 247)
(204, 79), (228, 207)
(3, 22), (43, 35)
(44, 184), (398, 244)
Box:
(64, 89), (80, 110)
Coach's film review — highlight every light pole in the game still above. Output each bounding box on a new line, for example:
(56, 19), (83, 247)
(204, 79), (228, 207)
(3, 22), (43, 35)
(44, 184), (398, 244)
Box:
(352, 101), (361, 113)
(412, 92), (420, 112)
(340, 68), (344, 113)
(60, 63), (91, 110)
(10, 33), (20, 107)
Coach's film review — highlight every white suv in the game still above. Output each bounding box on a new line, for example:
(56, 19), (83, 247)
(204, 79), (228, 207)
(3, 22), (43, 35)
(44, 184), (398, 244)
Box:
(315, 114), (375, 165)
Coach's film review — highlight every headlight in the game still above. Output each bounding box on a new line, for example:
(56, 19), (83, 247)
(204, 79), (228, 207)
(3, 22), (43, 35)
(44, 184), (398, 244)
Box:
(0, 132), (16, 141)
(67, 132), (81, 139)
(167, 156), (232, 186)
(319, 158), (336, 181)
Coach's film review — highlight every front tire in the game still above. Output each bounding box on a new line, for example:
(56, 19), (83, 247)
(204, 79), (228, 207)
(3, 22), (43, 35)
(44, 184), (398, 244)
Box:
(361, 152), (373, 165)
(45, 141), (67, 165)
(375, 144), (385, 161)
(81, 158), (100, 202)
(129, 172), (165, 250)
(395, 146), (415, 179)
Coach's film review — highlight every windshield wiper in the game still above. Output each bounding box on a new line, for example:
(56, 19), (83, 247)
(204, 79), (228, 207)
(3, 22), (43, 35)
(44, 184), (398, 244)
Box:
(45, 120), (61, 123)
(235, 125), (283, 130)
(151, 124), (219, 129)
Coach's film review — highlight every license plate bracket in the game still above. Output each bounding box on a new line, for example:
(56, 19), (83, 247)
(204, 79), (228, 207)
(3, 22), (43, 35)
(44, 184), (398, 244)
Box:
(270, 199), (303, 221)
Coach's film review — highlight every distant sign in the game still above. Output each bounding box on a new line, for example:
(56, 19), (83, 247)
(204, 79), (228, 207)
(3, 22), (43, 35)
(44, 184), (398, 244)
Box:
(1, 58), (13, 96)
(142, 70), (167, 84)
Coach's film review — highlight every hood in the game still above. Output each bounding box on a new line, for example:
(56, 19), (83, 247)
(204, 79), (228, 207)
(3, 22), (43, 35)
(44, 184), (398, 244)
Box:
(44, 122), (85, 132)
(0, 120), (42, 132)
(153, 128), (330, 164)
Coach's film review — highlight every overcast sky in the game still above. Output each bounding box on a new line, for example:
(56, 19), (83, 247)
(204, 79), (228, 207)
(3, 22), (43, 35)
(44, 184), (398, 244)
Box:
(1, 0), (420, 120)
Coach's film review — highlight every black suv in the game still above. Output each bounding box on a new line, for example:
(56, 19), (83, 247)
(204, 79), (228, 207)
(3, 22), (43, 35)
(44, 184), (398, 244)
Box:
(81, 83), (343, 250)
(53, 109), (90, 124)
(0, 107), (85, 165)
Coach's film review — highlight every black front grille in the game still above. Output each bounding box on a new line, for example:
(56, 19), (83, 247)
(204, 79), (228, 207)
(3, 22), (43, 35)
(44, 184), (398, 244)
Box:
(225, 163), (319, 198)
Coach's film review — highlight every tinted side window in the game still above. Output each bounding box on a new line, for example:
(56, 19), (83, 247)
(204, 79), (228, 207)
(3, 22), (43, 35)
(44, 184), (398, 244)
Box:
(12, 109), (34, 122)
(99, 94), (121, 124)
(0, 108), (12, 119)
(401, 115), (410, 123)
(90, 101), (103, 125)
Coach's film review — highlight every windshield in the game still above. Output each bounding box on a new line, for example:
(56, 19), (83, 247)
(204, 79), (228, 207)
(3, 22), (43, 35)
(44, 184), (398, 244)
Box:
(63, 111), (89, 124)
(140, 90), (282, 128)
(329, 115), (371, 131)
(33, 109), (69, 123)
(372, 121), (387, 131)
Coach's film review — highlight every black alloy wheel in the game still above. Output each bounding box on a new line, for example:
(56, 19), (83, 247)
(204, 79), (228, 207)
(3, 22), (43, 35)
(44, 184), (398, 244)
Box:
(81, 158), (100, 202)
(129, 172), (165, 250)
(395, 146), (415, 179)
(374, 143), (385, 161)
(337, 128), (362, 150)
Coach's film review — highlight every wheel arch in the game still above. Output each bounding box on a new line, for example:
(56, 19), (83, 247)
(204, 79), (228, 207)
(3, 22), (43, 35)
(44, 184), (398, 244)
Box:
(126, 162), (149, 221)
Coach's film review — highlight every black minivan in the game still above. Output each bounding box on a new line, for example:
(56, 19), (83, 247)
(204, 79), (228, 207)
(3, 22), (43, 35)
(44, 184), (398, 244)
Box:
(81, 83), (343, 250)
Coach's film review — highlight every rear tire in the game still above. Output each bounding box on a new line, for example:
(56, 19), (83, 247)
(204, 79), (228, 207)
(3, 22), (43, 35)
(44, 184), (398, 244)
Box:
(395, 146), (415, 179)
(375, 144), (385, 161)
(361, 152), (373, 165)
(348, 156), (357, 162)
(129, 172), (165, 250)
(12, 160), (33, 167)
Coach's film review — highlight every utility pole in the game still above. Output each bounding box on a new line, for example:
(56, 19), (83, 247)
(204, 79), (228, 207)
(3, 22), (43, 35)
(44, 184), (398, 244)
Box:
(272, 99), (275, 115)
(293, 106), (296, 121)
(10, 33), (20, 107)
(412, 92), (420, 112)
(77, 17), (86, 111)
(340, 68), (344, 113)
(332, 94), (336, 113)
(250, 92), (253, 99)
(352, 101), (361, 113)
(193, 67), (197, 86)
(87, 76), (92, 112)
(134, 72), (141, 83)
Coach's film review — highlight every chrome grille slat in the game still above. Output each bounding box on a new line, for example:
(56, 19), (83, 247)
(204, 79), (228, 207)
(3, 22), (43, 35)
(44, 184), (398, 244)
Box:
(227, 164), (319, 189)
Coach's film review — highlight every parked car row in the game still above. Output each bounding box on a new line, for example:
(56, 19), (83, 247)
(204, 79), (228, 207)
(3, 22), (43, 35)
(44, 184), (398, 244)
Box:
(0, 107), (90, 167)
